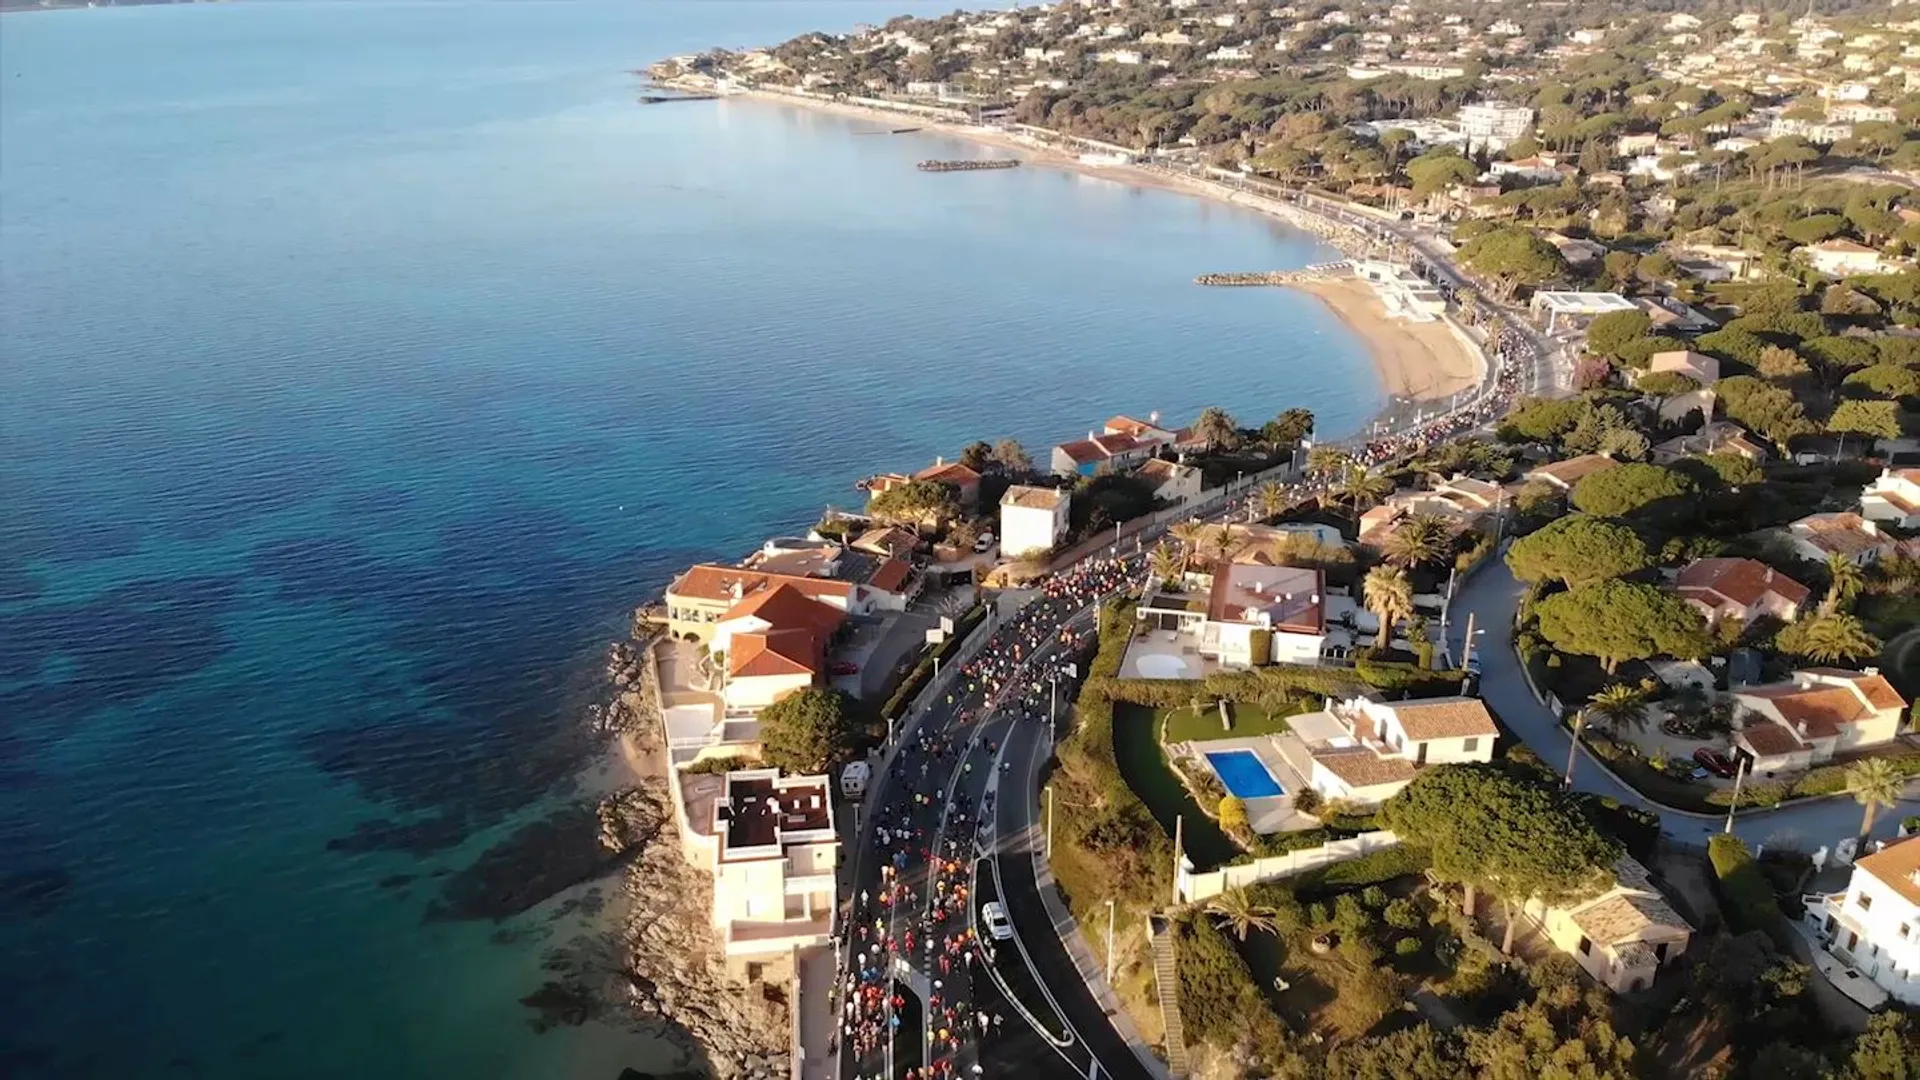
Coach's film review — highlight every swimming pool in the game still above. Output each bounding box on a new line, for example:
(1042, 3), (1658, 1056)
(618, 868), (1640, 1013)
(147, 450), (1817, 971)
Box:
(1205, 750), (1285, 799)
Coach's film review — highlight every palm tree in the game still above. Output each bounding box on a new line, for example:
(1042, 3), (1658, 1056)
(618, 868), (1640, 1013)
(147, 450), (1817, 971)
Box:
(1781, 612), (1882, 664)
(1306, 445), (1352, 479)
(1822, 553), (1865, 616)
(1846, 757), (1904, 854)
(1583, 683), (1650, 736)
(1385, 512), (1452, 569)
(1169, 519), (1206, 572)
(1194, 406), (1239, 450)
(1205, 887), (1277, 942)
(1338, 464), (1393, 521)
(1149, 542), (1183, 590)
(1252, 480), (1288, 523)
(1206, 524), (1235, 566)
(1363, 565), (1413, 650)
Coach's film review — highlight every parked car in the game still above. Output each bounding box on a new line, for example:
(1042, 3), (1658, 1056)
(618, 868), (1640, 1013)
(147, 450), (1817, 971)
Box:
(973, 532), (996, 554)
(1692, 747), (1738, 779)
(829, 660), (859, 677)
(982, 901), (1013, 941)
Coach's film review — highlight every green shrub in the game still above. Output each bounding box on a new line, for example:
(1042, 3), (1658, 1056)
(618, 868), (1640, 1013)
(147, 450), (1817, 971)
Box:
(1709, 833), (1787, 942)
(1294, 843), (1433, 894)
(1384, 898), (1423, 931)
(1340, 932), (1380, 966)
(1394, 936), (1423, 957)
(1291, 786), (1323, 816)
(1308, 901), (1331, 927)
(1219, 794), (1248, 831)
(1360, 885), (1389, 910)
(682, 754), (752, 775)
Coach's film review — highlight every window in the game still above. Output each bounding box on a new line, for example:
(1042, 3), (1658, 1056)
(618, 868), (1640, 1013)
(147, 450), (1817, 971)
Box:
(1858, 893), (1873, 912)
(1900, 923), (1911, 939)
(1577, 936), (1592, 955)
(1462, 737), (1479, 752)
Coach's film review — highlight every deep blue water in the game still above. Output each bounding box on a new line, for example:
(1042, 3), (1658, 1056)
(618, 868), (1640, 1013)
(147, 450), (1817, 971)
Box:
(0, 2), (1376, 1077)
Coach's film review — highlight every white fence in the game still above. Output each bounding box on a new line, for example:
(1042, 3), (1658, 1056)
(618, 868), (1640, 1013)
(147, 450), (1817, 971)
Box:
(1175, 830), (1402, 903)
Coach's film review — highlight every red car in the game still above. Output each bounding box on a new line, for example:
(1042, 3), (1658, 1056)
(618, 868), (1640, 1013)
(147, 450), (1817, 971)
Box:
(829, 661), (860, 677)
(1693, 748), (1738, 779)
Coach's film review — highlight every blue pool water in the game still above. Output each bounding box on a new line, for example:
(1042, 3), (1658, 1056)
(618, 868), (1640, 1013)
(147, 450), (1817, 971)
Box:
(1206, 750), (1286, 799)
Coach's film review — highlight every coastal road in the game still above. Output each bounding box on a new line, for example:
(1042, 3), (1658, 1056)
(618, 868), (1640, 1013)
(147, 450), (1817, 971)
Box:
(1447, 560), (1920, 852)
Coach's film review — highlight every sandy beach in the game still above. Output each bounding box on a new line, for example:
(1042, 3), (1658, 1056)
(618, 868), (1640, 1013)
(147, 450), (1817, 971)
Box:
(735, 88), (1487, 403)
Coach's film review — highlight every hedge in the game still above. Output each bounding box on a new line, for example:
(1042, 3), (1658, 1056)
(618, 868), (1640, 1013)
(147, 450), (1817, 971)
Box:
(1289, 843), (1433, 896)
(1704, 749), (1920, 808)
(1094, 657), (1461, 712)
(1708, 833), (1787, 942)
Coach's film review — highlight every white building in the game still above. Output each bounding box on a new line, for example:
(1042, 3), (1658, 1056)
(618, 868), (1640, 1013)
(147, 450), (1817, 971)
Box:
(1861, 468), (1920, 529)
(1807, 836), (1920, 1006)
(698, 768), (838, 960)
(1287, 696), (1498, 806)
(999, 485), (1071, 558)
(1784, 512), (1904, 566)
(1134, 457), (1203, 505)
(1524, 857), (1693, 993)
(1528, 291), (1637, 332)
(1731, 668), (1909, 774)
(1457, 101), (1536, 151)
(1801, 239), (1908, 278)
(1136, 564), (1329, 667)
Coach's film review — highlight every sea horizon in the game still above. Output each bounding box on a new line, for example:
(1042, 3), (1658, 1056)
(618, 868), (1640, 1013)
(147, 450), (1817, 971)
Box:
(0, 2), (1384, 1078)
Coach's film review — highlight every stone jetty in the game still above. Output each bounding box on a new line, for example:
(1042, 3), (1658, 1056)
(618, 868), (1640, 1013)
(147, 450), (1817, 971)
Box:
(916, 159), (1020, 172)
(1195, 271), (1314, 286)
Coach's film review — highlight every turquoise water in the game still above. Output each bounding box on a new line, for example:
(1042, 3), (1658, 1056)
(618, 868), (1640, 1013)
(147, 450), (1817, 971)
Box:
(0, 2), (1376, 1077)
(1206, 750), (1286, 799)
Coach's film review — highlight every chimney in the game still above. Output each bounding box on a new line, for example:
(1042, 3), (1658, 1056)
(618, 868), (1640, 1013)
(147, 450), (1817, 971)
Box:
(1150, 409), (1161, 424)
(1795, 720), (1808, 739)
(730, 581), (744, 601)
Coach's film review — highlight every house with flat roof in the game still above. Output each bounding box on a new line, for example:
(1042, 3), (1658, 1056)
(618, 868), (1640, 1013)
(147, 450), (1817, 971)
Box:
(1524, 857), (1693, 993)
(1805, 836), (1920, 1006)
(1282, 695), (1498, 806)
(1645, 350), (1721, 386)
(999, 484), (1071, 558)
(690, 768), (839, 961)
(1861, 468), (1920, 529)
(1530, 291), (1637, 331)
(1672, 557), (1810, 630)
(1731, 668), (1909, 774)
(1801, 239), (1910, 278)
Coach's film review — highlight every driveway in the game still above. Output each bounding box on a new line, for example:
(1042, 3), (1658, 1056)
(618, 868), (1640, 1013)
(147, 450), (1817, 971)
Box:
(1446, 561), (1920, 853)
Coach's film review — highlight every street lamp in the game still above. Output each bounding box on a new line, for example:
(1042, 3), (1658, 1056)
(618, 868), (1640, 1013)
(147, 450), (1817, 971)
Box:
(1105, 899), (1117, 983)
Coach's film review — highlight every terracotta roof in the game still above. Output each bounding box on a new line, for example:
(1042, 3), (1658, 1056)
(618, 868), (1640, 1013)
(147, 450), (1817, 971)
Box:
(1801, 669), (1909, 712)
(1056, 431), (1148, 464)
(1206, 564), (1325, 633)
(915, 461), (981, 487)
(1105, 415), (1172, 438)
(1674, 557), (1810, 611)
(1312, 747), (1417, 789)
(729, 629), (822, 678)
(1135, 458), (1188, 483)
(668, 564), (853, 605)
(1647, 350), (1721, 384)
(1527, 454), (1620, 488)
(721, 583), (847, 636)
(867, 557), (911, 594)
(852, 526), (919, 559)
(1386, 697), (1498, 742)
(1435, 474), (1501, 509)
(1856, 836), (1920, 908)
(1739, 685), (1871, 739)
(1811, 238), (1876, 254)
(1002, 485), (1068, 510)
(1737, 719), (1806, 757)
(1790, 513), (1893, 557)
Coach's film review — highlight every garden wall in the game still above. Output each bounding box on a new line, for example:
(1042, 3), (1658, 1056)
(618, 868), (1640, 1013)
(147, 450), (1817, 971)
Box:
(1175, 830), (1403, 902)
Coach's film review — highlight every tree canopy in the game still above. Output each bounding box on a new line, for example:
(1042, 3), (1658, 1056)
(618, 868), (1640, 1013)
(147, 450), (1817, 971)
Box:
(1569, 462), (1697, 519)
(1537, 578), (1710, 673)
(1504, 514), (1652, 588)
(867, 478), (957, 526)
(757, 688), (853, 774)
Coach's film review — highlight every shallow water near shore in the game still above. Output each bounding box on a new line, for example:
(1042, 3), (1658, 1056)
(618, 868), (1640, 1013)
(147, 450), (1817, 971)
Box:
(0, 2), (1378, 1078)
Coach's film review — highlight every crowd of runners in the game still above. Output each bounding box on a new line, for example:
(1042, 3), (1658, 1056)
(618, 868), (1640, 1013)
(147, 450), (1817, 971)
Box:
(1351, 319), (1534, 466)
(835, 552), (1142, 1080)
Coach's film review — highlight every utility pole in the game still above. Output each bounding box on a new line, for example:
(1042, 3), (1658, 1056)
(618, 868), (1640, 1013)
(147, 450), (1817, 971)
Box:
(1724, 757), (1749, 834)
(1172, 814), (1185, 907)
(1046, 785), (1055, 858)
(1106, 899), (1117, 983)
(1564, 710), (1584, 789)
(1459, 611), (1478, 672)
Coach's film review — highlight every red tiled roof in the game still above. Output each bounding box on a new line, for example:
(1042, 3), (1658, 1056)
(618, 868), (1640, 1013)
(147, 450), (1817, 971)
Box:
(1388, 697), (1498, 741)
(1741, 685), (1871, 739)
(1674, 557), (1810, 611)
(1801, 669), (1909, 712)
(1791, 514), (1892, 557)
(1737, 720), (1805, 757)
(867, 557), (911, 594)
(1057, 432), (1148, 464)
(729, 629), (823, 678)
(1527, 454), (1619, 488)
(915, 462), (981, 487)
(668, 565), (853, 605)
(720, 583), (847, 637)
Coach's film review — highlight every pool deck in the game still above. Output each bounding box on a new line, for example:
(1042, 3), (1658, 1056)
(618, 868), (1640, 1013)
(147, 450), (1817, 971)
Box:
(1119, 627), (1220, 681)
(1176, 734), (1319, 834)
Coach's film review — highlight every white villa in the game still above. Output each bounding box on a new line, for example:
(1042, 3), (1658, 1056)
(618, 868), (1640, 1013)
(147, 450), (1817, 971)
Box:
(1000, 485), (1071, 558)
(1282, 695), (1498, 806)
(1805, 836), (1920, 1006)
(677, 768), (839, 963)
(1137, 564), (1329, 668)
(1861, 468), (1920, 529)
(1730, 668), (1909, 774)
(1524, 857), (1693, 993)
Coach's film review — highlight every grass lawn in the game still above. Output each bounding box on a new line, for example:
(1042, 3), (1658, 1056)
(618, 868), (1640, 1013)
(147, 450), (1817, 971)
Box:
(1160, 699), (1307, 744)
(1113, 703), (1241, 868)
(1861, 592), (1920, 639)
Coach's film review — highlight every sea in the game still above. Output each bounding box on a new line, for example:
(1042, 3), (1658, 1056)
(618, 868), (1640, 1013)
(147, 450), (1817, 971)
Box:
(0, 2), (1378, 1077)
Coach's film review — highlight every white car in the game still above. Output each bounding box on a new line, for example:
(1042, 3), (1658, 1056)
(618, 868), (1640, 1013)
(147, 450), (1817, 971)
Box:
(982, 900), (1014, 941)
(973, 532), (996, 554)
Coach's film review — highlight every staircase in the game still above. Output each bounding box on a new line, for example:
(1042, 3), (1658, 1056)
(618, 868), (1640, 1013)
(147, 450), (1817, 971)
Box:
(1147, 916), (1191, 1078)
